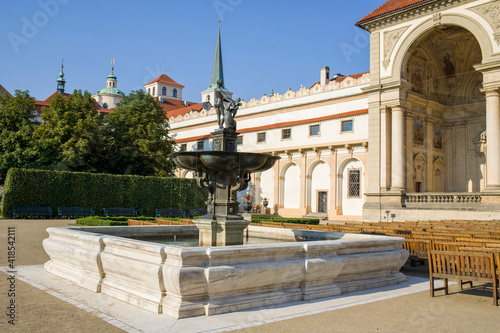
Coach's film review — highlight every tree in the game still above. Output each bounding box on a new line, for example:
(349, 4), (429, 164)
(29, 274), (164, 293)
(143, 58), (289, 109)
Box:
(0, 90), (38, 183)
(32, 90), (106, 173)
(104, 90), (175, 177)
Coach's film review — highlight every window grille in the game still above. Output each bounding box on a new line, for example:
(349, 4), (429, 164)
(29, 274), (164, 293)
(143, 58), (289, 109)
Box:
(348, 169), (360, 198)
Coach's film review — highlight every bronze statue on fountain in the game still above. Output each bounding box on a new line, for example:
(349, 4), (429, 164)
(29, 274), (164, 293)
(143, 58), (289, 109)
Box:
(170, 80), (280, 246)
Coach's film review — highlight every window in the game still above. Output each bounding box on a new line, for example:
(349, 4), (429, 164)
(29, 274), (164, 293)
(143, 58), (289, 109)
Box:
(207, 95), (210, 102)
(341, 120), (353, 133)
(237, 135), (243, 145)
(282, 128), (291, 140)
(309, 124), (320, 136)
(162, 87), (167, 96)
(197, 140), (204, 151)
(152, 87), (155, 96)
(173, 89), (178, 98)
(179, 143), (187, 152)
(102, 103), (108, 109)
(257, 132), (266, 143)
(348, 169), (361, 198)
(148, 88), (151, 95)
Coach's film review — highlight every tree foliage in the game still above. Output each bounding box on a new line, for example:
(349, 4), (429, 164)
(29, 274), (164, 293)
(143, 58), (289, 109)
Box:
(0, 89), (176, 184)
(32, 90), (106, 173)
(104, 90), (175, 177)
(0, 90), (38, 183)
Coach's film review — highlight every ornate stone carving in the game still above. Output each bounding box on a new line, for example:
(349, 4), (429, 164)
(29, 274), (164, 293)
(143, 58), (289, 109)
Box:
(383, 26), (410, 69)
(469, 1), (500, 45)
(433, 12), (442, 26)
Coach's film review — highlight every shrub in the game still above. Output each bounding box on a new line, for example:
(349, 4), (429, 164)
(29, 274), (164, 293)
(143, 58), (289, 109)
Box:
(1, 168), (207, 218)
(75, 216), (157, 226)
(251, 216), (320, 225)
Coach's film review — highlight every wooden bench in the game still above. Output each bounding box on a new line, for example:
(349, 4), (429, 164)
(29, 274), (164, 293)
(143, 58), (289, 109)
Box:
(58, 207), (94, 219)
(403, 239), (430, 266)
(428, 250), (498, 306)
(156, 208), (184, 218)
(12, 206), (52, 219)
(128, 219), (144, 226)
(103, 207), (139, 217)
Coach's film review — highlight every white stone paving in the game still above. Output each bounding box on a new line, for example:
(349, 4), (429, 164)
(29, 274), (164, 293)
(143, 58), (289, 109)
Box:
(1, 265), (439, 333)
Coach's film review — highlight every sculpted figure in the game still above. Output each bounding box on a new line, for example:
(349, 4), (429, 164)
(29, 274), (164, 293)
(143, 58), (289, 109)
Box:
(214, 79), (240, 131)
(223, 97), (240, 131)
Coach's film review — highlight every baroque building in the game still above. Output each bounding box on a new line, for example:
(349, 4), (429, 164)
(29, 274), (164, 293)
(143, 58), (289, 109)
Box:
(170, 0), (500, 222)
(358, 0), (500, 221)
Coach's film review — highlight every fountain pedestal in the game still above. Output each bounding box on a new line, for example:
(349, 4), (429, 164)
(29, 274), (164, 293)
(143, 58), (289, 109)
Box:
(171, 128), (280, 246)
(195, 218), (250, 246)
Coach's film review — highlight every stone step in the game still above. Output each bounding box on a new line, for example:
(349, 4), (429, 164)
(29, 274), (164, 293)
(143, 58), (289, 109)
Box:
(302, 212), (328, 220)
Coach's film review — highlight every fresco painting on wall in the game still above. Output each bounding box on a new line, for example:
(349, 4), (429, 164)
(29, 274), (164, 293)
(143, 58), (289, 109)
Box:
(433, 127), (443, 149)
(414, 121), (424, 145)
(411, 67), (424, 94)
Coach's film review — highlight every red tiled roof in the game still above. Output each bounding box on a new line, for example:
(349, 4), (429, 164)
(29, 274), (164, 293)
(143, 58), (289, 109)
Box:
(35, 91), (107, 115)
(357, 0), (431, 25)
(43, 91), (70, 102)
(157, 98), (199, 114)
(145, 74), (184, 88)
(309, 71), (369, 89)
(166, 102), (204, 119)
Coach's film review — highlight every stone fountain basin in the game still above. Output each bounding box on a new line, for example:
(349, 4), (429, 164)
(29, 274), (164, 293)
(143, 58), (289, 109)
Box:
(170, 151), (280, 172)
(43, 225), (408, 319)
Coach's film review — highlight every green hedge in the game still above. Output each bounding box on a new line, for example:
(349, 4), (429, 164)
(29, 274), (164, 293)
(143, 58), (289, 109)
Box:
(1, 168), (207, 218)
(75, 216), (157, 226)
(251, 216), (320, 225)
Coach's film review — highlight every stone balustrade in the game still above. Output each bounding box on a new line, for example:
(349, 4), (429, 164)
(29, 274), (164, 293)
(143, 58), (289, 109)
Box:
(405, 193), (483, 204)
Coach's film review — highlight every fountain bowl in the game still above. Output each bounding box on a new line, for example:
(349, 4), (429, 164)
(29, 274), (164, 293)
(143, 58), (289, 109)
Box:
(170, 151), (280, 173)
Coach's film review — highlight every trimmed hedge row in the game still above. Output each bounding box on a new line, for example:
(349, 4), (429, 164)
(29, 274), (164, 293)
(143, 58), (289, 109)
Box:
(75, 216), (157, 226)
(251, 216), (320, 225)
(1, 168), (207, 218)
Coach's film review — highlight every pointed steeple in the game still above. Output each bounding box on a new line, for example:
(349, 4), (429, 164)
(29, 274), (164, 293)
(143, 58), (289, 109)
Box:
(209, 21), (225, 90)
(201, 21), (232, 103)
(56, 59), (66, 94)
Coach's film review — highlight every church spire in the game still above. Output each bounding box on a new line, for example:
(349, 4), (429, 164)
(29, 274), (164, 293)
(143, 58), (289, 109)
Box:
(56, 59), (66, 94)
(201, 21), (232, 103)
(209, 20), (225, 90)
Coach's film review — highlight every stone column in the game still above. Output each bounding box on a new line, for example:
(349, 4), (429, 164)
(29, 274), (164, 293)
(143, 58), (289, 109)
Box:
(380, 106), (391, 191)
(391, 105), (405, 191)
(485, 88), (500, 190)
(329, 147), (337, 217)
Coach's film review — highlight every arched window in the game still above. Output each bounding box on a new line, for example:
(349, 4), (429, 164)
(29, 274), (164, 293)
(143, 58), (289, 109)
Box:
(148, 88), (151, 95)
(173, 89), (177, 98)
(152, 87), (155, 96)
(207, 95), (210, 102)
(103, 103), (108, 109)
(113, 82), (116, 88)
(162, 87), (166, 96)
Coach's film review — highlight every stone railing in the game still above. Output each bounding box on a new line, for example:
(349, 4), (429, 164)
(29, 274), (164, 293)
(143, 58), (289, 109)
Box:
(405, 193), (482, 204)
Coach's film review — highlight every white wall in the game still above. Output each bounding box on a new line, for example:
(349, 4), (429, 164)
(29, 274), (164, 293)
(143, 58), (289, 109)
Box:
(259, 169), (274, 207)
(283, 164), (300, 209)
(310, 162), (330, 213)
(341, 159), (364, 216)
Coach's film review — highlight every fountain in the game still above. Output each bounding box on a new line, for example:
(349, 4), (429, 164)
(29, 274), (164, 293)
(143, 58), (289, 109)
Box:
(42, 68), (408, 320)
(170, 79), (279, 246)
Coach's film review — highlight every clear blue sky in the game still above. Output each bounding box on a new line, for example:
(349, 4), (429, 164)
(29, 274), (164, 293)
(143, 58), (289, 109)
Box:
(1, 0), (387, 103)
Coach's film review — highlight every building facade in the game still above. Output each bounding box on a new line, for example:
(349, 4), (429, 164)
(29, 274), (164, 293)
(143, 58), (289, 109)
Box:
(169, 0), (500, 222)
(358, 0), (500, 221)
